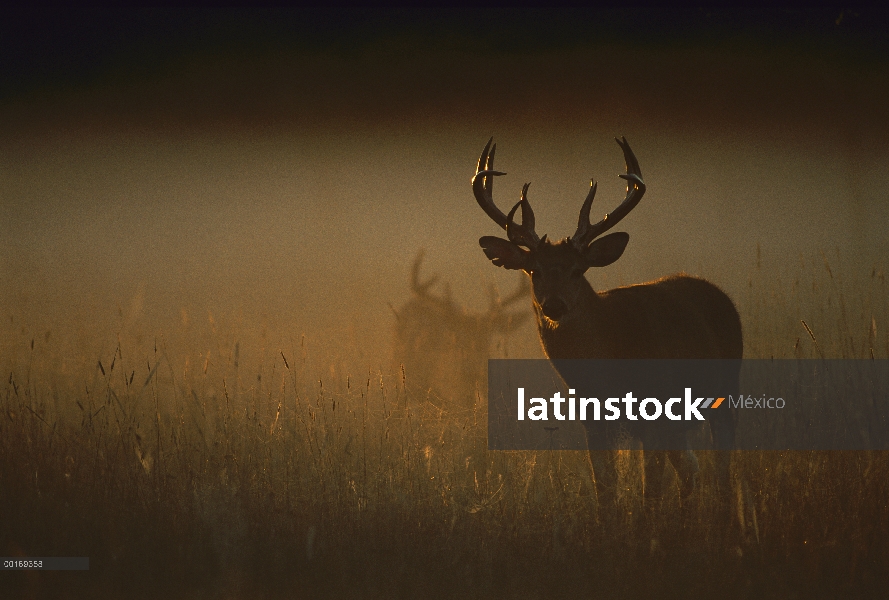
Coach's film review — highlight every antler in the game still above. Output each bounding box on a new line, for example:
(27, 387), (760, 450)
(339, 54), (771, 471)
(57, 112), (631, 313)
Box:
(487, 275), (530, 313)
(410, 249), (439, 297)
(486, 276), (531, 331)
(502, 275), (530, 307)
(572, 137), (646, 249)
(472, 138), (540, 249)
(408, 250), (459, 319)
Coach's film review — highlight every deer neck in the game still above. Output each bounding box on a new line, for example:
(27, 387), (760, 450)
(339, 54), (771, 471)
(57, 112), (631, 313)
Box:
(534, 279), (611, 359)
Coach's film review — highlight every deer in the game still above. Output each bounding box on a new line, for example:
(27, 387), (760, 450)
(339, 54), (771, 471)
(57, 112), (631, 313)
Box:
(470, 136), (742, 513)
(391, 249), (530, 410)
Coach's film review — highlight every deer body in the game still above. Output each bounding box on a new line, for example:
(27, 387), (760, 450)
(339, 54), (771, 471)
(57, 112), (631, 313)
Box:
(469, 137), (741, 508)
(391, 250), (529, 409)
(536, 270), (742, 361)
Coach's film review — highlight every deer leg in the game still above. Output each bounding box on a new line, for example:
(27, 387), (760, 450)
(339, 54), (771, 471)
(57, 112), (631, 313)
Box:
(588, 450), (618, 512)
(643, 450), (668, 501)
(709, 406), (736, 501)
(667, 448), (700, 502)
(707, 399), (738, 549)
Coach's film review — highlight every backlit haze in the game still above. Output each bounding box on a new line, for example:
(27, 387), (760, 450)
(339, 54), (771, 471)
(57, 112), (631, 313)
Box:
(2, 8), (887, 382)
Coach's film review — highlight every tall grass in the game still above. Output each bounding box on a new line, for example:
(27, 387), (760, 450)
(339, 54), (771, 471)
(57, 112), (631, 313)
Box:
(1, 253), (888, 599)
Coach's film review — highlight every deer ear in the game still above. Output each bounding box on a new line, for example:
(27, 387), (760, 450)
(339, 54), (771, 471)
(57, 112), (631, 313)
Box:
(584, 232), (629, 267)
(479, 236), (530, 270)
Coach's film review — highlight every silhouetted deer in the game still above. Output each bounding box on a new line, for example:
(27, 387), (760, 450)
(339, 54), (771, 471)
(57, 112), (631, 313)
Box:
(391, 250), (529, 410)
(470, 137), (742, 509)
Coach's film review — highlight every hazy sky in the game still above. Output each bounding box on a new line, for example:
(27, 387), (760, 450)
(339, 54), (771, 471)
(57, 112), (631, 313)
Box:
(2, 8), (888, 372)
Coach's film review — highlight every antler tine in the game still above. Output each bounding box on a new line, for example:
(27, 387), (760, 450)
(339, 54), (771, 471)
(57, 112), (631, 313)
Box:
(487, 274), (529, 315)
(472, 137), (510, 229)
(571, 179), (598, 249)
(519, 182), (536, 234)
(410, 249), (439, 296)
(503, 275), (530, 306)
(476, 136), (495, 173)
(472, 138), (541, 248)
(618, 136), (643, 179)
(505, 192), (540, 249)
(575, 137), (646, 245)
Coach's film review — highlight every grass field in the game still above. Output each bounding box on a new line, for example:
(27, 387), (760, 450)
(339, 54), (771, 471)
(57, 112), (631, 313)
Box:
(2, 253), (888, 599)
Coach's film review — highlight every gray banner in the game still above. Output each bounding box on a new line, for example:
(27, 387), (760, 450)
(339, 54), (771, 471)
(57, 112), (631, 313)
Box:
(488, 359), (889, 450)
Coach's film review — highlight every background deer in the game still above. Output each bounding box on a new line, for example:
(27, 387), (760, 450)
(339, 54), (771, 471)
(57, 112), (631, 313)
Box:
(391, 249), (529, 410)
(470, 137), (742, 509)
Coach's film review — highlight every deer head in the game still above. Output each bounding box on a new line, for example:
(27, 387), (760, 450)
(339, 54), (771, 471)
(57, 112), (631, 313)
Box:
(471, 137), (645, 322)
